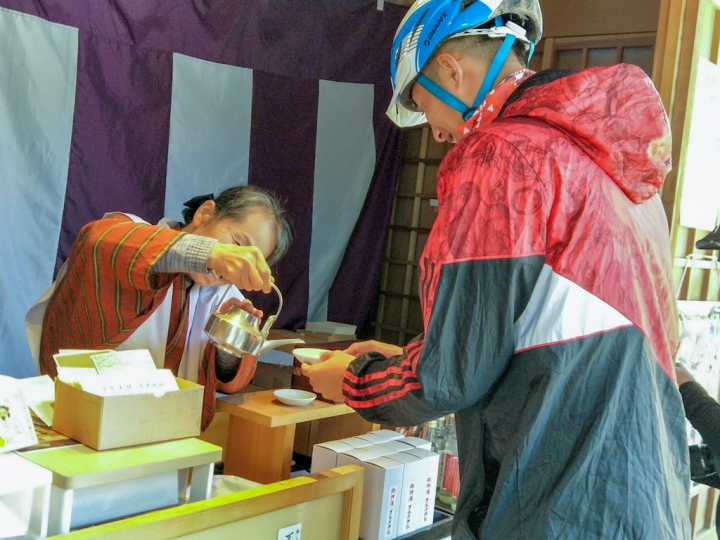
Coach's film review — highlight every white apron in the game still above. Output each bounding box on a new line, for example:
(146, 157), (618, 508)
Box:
(25, 213), (242, 382)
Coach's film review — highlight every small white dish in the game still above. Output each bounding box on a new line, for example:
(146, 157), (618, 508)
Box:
(274, 389), (317, 407)
(292, 347), (328, 366)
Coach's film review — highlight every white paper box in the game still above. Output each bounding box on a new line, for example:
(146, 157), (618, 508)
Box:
(375, 440), (414, 454)
(337, 436), (373, 449)
(369, 429), (404, 441)
(337, 445), (397, 466)
(402, 449), (440, 529)
(398, 436), (432, 451)
(385, 452), (426, 536)
(310, 440), (355, 474)
(340, 454), (404, 540)
(356, 432), (392, 445)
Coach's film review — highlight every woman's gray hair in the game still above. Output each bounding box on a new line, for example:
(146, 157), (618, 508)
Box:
(182, 185), (292, 265)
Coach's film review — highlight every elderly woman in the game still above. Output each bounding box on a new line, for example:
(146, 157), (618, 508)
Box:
(26, 185), (291, 429)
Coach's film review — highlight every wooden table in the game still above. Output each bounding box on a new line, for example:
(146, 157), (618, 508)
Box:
(19, 437), (222, 535)
(217, 389), (356, 484)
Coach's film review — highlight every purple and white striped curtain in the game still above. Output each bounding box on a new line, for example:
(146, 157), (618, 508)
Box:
(0, 0), (406, 377)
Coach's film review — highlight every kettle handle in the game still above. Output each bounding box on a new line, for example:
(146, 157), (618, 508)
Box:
(214, 283), (233, 311)
(261, 283), (283, 337)
(213, 282), (283, 336)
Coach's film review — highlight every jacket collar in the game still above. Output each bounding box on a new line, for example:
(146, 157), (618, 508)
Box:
(457, 69), (535, 137)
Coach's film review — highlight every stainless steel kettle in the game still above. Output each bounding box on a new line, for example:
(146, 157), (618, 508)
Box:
(204, 283), (304, 357)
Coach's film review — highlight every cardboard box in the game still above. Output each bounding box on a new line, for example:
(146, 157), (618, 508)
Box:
(339, 454), (405, 540)
(386, 452), (426, 536)
(52, 378), (203, 450)
(310, 440), (355, 474)
(402, 448), (440, 530)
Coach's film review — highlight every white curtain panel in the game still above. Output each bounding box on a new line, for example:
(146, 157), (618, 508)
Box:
(0, 8), (78, 377)
(307, 80), (376, 323)
(164, 53), (253, 223)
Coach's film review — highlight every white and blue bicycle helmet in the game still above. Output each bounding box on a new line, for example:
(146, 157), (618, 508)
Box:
(387, 0), (543, 127)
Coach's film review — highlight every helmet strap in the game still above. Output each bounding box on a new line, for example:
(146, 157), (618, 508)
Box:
(415, 33), (518, 122)
(416, 74), (470, 118)
(470, 34), (517, 112)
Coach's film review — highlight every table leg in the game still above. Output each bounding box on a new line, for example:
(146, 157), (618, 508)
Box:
(47, 485), (73, 535)
(28, 483), (50, 538)
(188, 463), (214, 502)
(224, 415), (296, 484)
(178, 468), (190, 501)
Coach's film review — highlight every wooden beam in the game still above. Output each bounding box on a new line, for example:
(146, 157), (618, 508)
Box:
(712, 8), (720, 62)
(654, 0), (687, 116)
(652, 0), (672, 85)
(541, 37), (556, 70)
(664, 0), (700, 258)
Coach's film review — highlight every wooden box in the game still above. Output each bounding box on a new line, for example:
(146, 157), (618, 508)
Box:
(52, 378), (203, 450)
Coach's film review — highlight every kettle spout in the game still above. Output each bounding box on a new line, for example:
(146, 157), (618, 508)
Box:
(257, 338), (306, 355)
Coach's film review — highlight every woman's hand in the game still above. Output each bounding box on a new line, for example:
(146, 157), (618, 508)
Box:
(301, 351), (355, 403)
(343, 340), (403, 358)
(207, 244), (273, 293)
(219, 297), (263, 319)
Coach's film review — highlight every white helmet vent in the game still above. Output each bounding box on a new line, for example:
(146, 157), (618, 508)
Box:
(399, 25), (423, 65)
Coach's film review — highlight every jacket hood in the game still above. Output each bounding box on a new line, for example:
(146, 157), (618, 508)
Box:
(501, 64), (672, 204)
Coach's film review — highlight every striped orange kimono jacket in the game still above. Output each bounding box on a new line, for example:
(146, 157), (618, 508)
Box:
(39, 213), (256, 429)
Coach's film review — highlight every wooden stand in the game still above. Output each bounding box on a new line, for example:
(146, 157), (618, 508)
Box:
(19, 438), (221, 535)
(217, 389), (356, 484)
